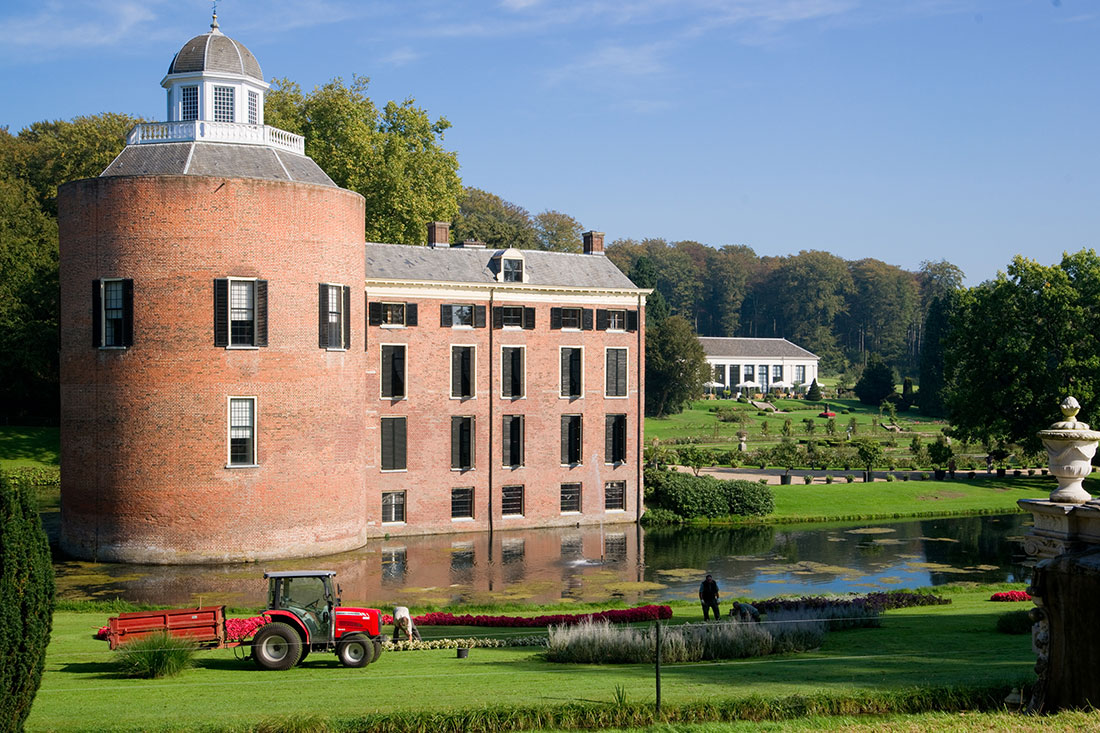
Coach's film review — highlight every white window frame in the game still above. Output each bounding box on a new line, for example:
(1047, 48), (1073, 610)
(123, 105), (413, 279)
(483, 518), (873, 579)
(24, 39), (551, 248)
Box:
(561, 414), (583, 467)
(606, 309), (627, 331)
(381, 490), (406, 525)
(500, 345), (526, 399)
(213, 85), (235, 122)
(226, 277), (259, 349)
(379, 416), (407, 473)
(502, 258), (524, 283)
(605, 414), (627, 466)
(604, 347), (628, 399)
(502, 414), (525, 469)
(450, 344), (477, 400)
(559, 307), (582, 331)
(450, 304), (475, 328)
(324, 281), (346, 352)
(99, 277), (126, 349)
(559, 345), (584, 399)
(500, 305), (525, 329)
(379, 343), (407, 400)
(226, 396), (257, 468)
(380, 302), (406, 328)
(180, 85), (199, 121)
(247, 90), (259, 125)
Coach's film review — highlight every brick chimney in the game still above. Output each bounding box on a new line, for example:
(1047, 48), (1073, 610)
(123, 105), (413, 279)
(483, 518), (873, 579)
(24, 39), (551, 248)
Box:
(582, 231), (605, 255)
(427, 221), (450, 248)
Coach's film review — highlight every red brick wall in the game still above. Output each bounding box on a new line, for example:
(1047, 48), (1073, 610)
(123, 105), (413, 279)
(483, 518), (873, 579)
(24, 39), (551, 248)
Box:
(59, 175), (367, 563)
(366, 296), (645, 538)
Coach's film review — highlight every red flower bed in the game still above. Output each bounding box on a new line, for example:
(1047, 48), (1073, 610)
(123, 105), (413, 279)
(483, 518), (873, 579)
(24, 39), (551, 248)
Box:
(990, 590), (1031, 602)
(226, 616), (268, 640)
(380, 604), (672, 628)
(818, 411), (836, 418)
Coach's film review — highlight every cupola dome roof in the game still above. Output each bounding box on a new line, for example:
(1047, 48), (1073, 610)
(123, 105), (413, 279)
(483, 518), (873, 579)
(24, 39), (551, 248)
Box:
(167, 15), (263, 81)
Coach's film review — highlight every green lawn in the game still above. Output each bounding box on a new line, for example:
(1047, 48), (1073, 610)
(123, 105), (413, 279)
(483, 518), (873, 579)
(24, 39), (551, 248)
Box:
(25, 587), (1035, 732)
(0, 425), (59, 468)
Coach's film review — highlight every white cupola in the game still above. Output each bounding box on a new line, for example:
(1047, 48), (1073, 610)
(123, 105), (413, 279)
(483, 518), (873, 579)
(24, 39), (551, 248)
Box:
(161, 14), (269, 125)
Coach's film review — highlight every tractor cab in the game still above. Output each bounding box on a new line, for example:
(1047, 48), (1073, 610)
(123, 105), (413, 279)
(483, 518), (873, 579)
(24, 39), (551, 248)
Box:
(266, 570), (339, 644)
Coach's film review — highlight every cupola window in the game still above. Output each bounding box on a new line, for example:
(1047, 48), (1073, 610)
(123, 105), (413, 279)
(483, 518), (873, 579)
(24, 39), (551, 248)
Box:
(181, 86), (198, 121)
(214, 86), (235, 122)
(248, 91), (259, 125)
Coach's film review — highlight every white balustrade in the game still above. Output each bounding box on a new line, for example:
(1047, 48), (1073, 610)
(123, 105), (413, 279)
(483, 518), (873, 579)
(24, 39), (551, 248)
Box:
(126, 121), (305, 155)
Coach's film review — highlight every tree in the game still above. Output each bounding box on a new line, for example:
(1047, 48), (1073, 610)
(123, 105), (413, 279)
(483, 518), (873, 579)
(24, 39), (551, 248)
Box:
(854, 356), (897, 405)
(678, 445), (716, 477)
(918, 292), (957, 417)
(806, 379), (822, 401)
(532, 210), (583, 252)
(449, 187), (536, 249)
(264, 75), (462, 245)
(1, 471), (55, 731)
(852, 438), (884, 480)
(625, 255), (669, 328)
(770, 438), (804, 477)
(645, 315), (709, 417)
(843, 258), (920, 369)
(945, 251), (1100, 450)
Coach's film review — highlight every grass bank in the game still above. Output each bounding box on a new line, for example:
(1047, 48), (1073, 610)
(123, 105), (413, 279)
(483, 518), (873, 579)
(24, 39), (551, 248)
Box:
(0, 425), (59, 469)
(26, 586), (1035, 732)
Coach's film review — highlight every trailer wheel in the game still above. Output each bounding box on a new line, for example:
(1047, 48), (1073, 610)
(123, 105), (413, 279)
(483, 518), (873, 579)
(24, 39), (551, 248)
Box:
(337, 633), (373, 668)
(252, 622), (302, 671)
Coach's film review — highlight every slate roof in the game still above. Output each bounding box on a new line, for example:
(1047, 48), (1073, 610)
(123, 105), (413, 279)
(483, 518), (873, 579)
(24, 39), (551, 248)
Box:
(167, 25), (263, 81)
(100, 142), (336, 187)
(699, 337), (818, 360)
(365, 243), (640, 290)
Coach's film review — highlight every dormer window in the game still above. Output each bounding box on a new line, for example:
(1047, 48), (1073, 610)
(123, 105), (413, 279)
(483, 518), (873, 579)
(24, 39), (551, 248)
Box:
(503, 258), (523, 282)
(181, 87), (198, 121)
(214, 86), (235, 122)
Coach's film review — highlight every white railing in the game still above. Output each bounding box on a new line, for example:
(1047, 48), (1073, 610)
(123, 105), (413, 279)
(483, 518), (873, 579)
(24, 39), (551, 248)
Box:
(127, 121), (305, 155)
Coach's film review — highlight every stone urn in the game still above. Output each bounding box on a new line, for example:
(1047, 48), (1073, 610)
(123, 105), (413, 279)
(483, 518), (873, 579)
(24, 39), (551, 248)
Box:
(1038, 397), (1100, 504)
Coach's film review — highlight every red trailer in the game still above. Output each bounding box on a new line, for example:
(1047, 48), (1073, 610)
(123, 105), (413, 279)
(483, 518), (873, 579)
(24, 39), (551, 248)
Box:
(100, 571), (384, 670)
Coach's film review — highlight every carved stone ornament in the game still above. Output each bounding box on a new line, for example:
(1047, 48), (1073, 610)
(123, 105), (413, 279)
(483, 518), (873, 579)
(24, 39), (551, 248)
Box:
(1037, 397), (1100, 504)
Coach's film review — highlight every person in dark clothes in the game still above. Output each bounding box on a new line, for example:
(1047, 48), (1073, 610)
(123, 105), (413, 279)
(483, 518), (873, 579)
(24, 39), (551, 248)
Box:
(699, 574), (720, 620)
(730, 601), (761, 622)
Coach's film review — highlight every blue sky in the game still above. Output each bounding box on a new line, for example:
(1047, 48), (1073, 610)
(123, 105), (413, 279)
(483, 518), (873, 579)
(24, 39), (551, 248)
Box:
(2, 0), (1096, 285)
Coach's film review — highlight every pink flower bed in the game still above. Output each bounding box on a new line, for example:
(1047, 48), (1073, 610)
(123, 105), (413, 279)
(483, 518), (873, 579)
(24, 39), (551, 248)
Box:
(990, 590), (1031, 602)
(380, 604), (673, 628)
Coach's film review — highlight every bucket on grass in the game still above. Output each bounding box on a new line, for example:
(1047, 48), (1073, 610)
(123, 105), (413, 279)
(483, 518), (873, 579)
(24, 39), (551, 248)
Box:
(457, 647), (469, 659)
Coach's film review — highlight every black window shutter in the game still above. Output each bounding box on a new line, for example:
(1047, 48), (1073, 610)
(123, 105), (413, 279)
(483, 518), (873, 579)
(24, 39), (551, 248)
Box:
(502, 416), (513, 467)
(617, 349), (627, 395)
(560, 416), (570, 465)
(570, 349), (582, 396)
(395, 417), (407, 470)
(342, 286), (351, 349)
(560, 349), (570, 397)
(606, 351), (615, 395)
(368, 301), (383, 326)
(255, 280), (268, 347)
(550, 307), (562, 330)
(596, 309), (609, 331)
(451, 417), (462, 469)
(452, 347), (462, 397)
(582, 308), (594, 331)
(318, 283), (328, 348)
(213, 279), (228, 346)
(573, 416), (582, 462)
(626, 309), (639, 332)
(92, 280), (102, 347)
(513, 348), (523, 397)
(605, 416), (615, 462)
(474, 305), (486, 328)
(523, 307), (536, 330)
(502, 349), (514, 397)
(381, 346), (393, 397)
(381, 418), (394, 469)
(516, 416), (524, 466)
(392, 346), (405, 397)
(122, 279), (134, 347)
(492, 306), (503, 329)
(441, 304), (453, 327)
(406, 303), (418, 326)
(467, 417), (475, 467)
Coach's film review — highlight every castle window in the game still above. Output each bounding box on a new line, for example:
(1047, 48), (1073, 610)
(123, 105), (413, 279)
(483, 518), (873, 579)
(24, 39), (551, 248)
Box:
(368, 301), (417, 327)
(451, 416), (475, 470)
(605, 414), (627, 465)
(181, 86), (198, 121)
(561, 415), (582, 465)
(493, 305), (535, 330)
(318, 283), (350, 350)
(597, 309), (627, 331)
(502, 415), (524, 468)
(560, 483), (582, 513)
(381, 344), (406, 399)
(228, 397), (256, 466)
(451, 346), (475, 399)
(441, 304), (485, 328)
(560, 308), (581, 330)
(560, 347), (582, 398)
(380, 417), (407, 471)
(501, 346), (524, 398)
(248, 90), (259, 125)
(451, 487), (474, 519)
(382, 491), (406, 523)
(93, 278), (133, 348)
(502, 258), (523, 282)
(551, 307), (593, 330)
(605, 348), (627, 397)
(214, 278), (267, 348)
(214, 86), (235, 122)
(501, 485), (524, 517)
(383, 303), (405, 325)
(605, 481), (626, 511)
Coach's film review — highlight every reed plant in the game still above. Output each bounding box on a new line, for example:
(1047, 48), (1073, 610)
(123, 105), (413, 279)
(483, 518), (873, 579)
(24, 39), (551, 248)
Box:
(113, 632), (196, 678)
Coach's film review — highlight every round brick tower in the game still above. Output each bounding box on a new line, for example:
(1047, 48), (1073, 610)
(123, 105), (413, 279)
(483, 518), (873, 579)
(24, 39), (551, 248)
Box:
(58, 19), (368, 563)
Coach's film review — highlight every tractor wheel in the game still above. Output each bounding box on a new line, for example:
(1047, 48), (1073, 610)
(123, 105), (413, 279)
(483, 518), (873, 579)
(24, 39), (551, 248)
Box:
(251, 622), (302, 671)
(372, 637), (383, 662)
(337, 633), (374, 668)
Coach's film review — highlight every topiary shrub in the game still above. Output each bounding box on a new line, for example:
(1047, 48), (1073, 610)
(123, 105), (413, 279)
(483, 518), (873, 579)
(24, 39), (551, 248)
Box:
(806, 379), (823, 402)
(647, 472), (774, 519)
(723, 480), (775, 517)
(1, 470), (56, 731)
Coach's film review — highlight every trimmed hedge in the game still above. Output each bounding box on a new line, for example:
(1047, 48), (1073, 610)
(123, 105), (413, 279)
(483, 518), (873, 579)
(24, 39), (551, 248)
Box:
(1, 470), (55, 733)
(645, 469), (774, 519)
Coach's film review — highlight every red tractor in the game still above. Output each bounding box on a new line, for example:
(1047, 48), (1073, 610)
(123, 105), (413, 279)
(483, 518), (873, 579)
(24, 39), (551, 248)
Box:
(100, 570), (384, 670)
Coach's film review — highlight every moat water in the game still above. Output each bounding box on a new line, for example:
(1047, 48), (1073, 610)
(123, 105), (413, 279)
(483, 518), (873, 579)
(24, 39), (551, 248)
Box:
(55, 513), (1031, 608)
